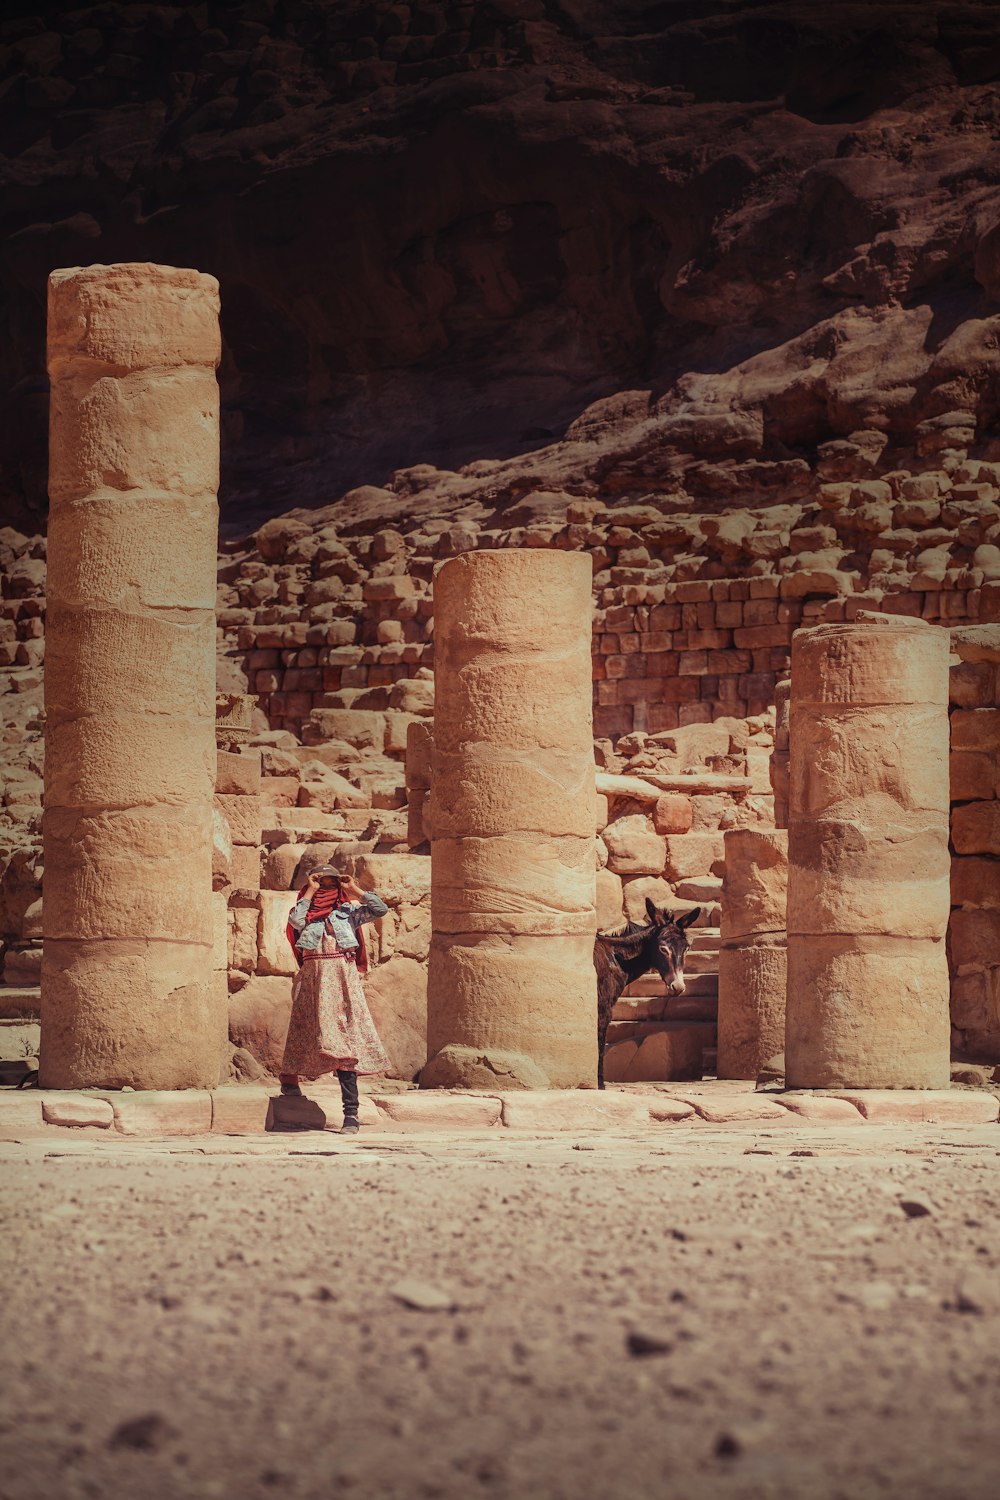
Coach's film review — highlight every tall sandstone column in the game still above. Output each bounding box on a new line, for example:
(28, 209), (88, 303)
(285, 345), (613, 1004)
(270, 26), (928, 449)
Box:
(41, 263), (222, 1089)
(717, 828), (788, 1080)
(423, 551), (597, 1089)
(785, 616), (951, 1089)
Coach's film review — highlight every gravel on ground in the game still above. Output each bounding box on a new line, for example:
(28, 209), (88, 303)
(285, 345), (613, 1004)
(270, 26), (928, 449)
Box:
(1, 1123), (998, 1500)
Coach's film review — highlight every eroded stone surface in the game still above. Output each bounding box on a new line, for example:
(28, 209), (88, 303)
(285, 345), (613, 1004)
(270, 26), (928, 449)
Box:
(425, 552), (597, 1090)
(40, 264), (222, 1091)
(718, 829), (788, 1081)
(786, 619), (952, 1089)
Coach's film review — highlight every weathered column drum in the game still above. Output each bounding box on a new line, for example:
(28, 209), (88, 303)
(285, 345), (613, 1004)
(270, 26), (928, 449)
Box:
(717, 829), (788, 1080)
(41, 264), (222, 1089)
(785, 616), (951, 1089)
(423, 551), (597, 1089)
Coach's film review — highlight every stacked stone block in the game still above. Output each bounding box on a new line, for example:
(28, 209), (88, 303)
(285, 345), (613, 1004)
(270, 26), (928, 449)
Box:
(785, 616), (952, 1090)
(948, 623), (1000, 1061)
(215, 694), (263, 890)
(40, 263), (222, 1090)
(717, 830), (788, 1079)
(423, 551), (598, 1090)
(769, 678), (790, 829)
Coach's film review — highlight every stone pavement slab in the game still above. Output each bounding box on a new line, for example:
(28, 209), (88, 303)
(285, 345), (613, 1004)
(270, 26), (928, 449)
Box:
(1, 1082), (997, 1141)
(775, 1093), (867, 1123)
(41, 1094), (114, 1128)
(96, 1089), (214, 1136)
(828, 1089), (1000, 1124)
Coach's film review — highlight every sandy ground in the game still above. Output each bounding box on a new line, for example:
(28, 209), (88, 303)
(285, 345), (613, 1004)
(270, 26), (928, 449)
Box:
(1, 1122), (998, 1500)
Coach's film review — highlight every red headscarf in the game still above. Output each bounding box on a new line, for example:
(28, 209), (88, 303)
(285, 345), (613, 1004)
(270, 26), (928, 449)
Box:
(286, 877), (369, 974)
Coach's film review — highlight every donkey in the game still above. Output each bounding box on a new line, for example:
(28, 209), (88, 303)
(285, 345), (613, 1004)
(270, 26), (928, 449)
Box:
(593, 899), (701, 1089)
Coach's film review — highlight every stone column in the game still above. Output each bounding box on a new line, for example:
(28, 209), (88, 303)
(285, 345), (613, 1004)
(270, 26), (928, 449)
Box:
(423, 551), (597, 1089)
(40, 263), (222, 1089)
(717, 829), (787, 1079)
(785, 616), (951, 1089)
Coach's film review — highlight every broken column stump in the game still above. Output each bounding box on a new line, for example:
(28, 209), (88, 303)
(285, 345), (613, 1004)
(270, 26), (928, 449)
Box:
(785, 616), (952, 1090)
(718, 828), (788, 1080)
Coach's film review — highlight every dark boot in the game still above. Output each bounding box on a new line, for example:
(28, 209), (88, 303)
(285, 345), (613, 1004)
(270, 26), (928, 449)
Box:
(338, 1069), (360, 1133)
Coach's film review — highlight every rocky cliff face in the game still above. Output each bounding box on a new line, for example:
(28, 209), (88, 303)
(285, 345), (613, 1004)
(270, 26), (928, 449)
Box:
(1, 1), (999, 528)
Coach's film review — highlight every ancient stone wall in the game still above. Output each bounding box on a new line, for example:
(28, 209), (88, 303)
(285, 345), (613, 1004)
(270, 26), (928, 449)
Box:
(948, 612), (1000, 1063)
(216, 459), (996, 744)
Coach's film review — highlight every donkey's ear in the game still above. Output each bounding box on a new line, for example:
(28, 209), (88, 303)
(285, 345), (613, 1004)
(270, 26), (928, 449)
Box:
(645, 897), (659, 923)
(677, 906), (701, 930)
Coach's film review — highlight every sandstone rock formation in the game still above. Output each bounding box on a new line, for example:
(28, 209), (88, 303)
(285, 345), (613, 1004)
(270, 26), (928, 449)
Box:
(40, 263), (223, 1090)
(785, 616), (952, 1089)
(1, 5), (999, 528)
(423, 550), (597, 1089)
(717, 829), (788, 1080)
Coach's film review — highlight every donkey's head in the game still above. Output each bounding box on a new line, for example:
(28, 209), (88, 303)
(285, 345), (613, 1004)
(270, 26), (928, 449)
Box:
(644, 899), (701, 996)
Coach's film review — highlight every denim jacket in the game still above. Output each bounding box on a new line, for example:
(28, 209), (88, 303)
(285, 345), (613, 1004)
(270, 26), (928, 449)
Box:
(288, 890), (389, 954)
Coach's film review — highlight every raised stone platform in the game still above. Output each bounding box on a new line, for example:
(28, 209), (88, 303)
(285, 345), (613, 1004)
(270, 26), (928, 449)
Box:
(1, 1080), (996, 1139)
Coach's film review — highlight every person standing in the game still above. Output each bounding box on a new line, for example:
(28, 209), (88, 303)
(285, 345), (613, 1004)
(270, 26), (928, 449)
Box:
(279, 866), (392, 1133)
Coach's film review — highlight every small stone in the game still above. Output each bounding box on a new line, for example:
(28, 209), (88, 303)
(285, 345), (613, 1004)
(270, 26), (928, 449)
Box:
(714, 1431), (742, 1458)
(108, 1413), (176, 1452)
(626, 1330), (673, 1357)
(389, 1279), (454, 1311)
(955, 1274), (996, 1315)
(898, 1194), (934, 1219)
(856, 1280), (897, 1311)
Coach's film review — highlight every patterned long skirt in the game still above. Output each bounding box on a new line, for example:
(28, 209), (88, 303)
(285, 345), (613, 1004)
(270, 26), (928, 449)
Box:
(280, 943), (392, 1080)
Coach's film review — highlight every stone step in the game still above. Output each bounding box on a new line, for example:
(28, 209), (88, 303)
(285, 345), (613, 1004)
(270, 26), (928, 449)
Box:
(603, 1018), (717, 1084)
(623, 972), (718, 998)
(0, 1060), (34, 1086)
(667, 995), (718, 1023)
(612, 987), (718, 1024)
(0, 985), (40, 1020)
(673, 877), (723, 903)
(0, 1013), (40, 1087)
(608, 1017), (716, 1046)
(597, 770), (752, 797)
(612, 993), (668, 1021)
(261, 808), (365, 841)
(0, 1018), (40, 1058)
(689, 928), (722, 951)
(683, 950), (720, 975)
